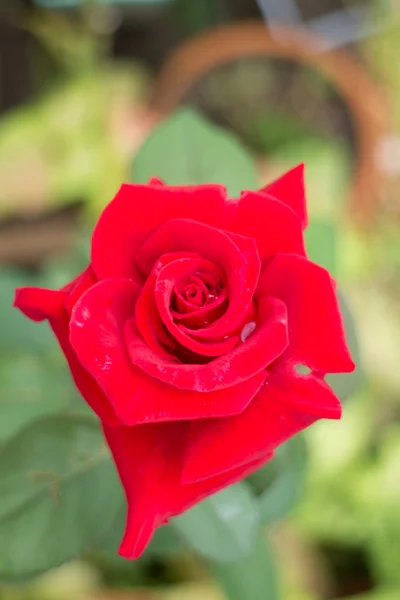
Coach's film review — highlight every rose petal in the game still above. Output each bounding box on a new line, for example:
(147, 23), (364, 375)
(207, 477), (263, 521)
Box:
(269, 368), (342, 419)
(70, 279), (268, 424)
(135, 252), (231, 358)
(137, 219), (261, 341)
(182, 371), (340, 484)
(262, 164), (308, 228)
(14, 278), (120, 427)
(103, 421), (274, 559)
(154, 257), (238, 356)
(135, 257), (183, 361)
(185, 230), (261, 341)
(135, 218), (247, 277)
(91, 184), (228, 280)
(125, 297), (288, 391)
(229, 192), (306, 264)
(256, 253), (355, 374)
(103, 421), (185, 559)
(172, 290), (228, 329)
(102, 422), (182, 558)
(147, 177), (164, 186)
(64, 267), (97, 315)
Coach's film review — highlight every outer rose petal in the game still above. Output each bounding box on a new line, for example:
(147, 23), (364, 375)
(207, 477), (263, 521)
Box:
(14, 274), (120, 427)
(102, 422), (184, 559)
(229, 192), (306, 264)
(147, 177), (164, 186)
(63, 267), (97, 314)
(262, 164), (308, 228)
(103, 422), (274, 559)
(182, 372), (341, 484)
(91, 184), (228, 280)
(70, 279), (268, 424)
(125, 297), (288, 391)
(256, 253), (355, 374)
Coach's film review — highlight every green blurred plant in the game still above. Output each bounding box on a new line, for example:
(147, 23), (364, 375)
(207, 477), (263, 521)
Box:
(0, 64), (149, 219)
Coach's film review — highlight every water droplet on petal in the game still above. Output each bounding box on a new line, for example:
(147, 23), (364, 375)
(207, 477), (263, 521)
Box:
(240, 321), (256, 343)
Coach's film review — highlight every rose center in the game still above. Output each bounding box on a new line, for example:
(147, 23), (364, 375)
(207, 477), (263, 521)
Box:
(172, 271), (223, 313)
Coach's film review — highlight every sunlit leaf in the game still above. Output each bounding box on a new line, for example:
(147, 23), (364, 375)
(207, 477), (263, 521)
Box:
(132, 108), (259, 196)
(172, 482), (260, 563)
(257, 436), (308, 526)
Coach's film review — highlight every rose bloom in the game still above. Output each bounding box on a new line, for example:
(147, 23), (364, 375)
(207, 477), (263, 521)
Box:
(14, 165), (355, 559)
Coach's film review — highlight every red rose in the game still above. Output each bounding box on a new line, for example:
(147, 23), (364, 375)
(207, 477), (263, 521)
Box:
(14, 165), (355, 559)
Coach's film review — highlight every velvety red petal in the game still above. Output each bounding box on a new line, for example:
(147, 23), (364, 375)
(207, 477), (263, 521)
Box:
(135, 271), (177, 361)
(14, 285), (120, 426)
(14, 286), (64, 323)
(70, 279), (267, 424)
(261, 164), (308, 228)
(147, 177), (164, 185)
(171, 290), (228, 328)
(136, 250), (228, 344)
(256, 253), (355, 374)
(135, 218), (247, 277)
(64, 267), (97, 315)
(102, 422), (185, 559)
(186, 230), (261, 342)
(182, 372), (339, 484)
(103, 421), (274, 559)
(229, 192), (306, 264)
(91, 184), (228, 280)
(269, 368), (342, 420)
(154, 257), (238, 356)
(137, 219), (261, 341)
(135, 251), (203, 359)
(173, 449), (275, 517)
(125, 297), (288, 391)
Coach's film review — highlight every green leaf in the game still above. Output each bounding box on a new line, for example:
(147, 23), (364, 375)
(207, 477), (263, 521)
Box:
(246, 460), (278, 497)
(305, 218), (337, 275)
(172, 482), (260, 563)
(326, 291), (363, 401)
(257, 436), (308, 526)
(132, 108), (259, 196)
(0, 352), (84, 444)
(0, 415), (120, 578)
(211, 535), (278, 600)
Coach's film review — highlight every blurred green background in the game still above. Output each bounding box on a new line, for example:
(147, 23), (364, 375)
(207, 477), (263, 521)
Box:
(0, 0), (399, 599)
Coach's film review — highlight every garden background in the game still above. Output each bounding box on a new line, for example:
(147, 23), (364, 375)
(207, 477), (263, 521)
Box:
(0, 1), (399, 599)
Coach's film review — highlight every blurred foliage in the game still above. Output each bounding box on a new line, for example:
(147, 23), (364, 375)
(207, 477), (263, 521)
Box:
(33, 0), (173, 6)
(0, 64), (149, 218)
(131, 108), (259, 195)
(172, 482), (260, 563)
